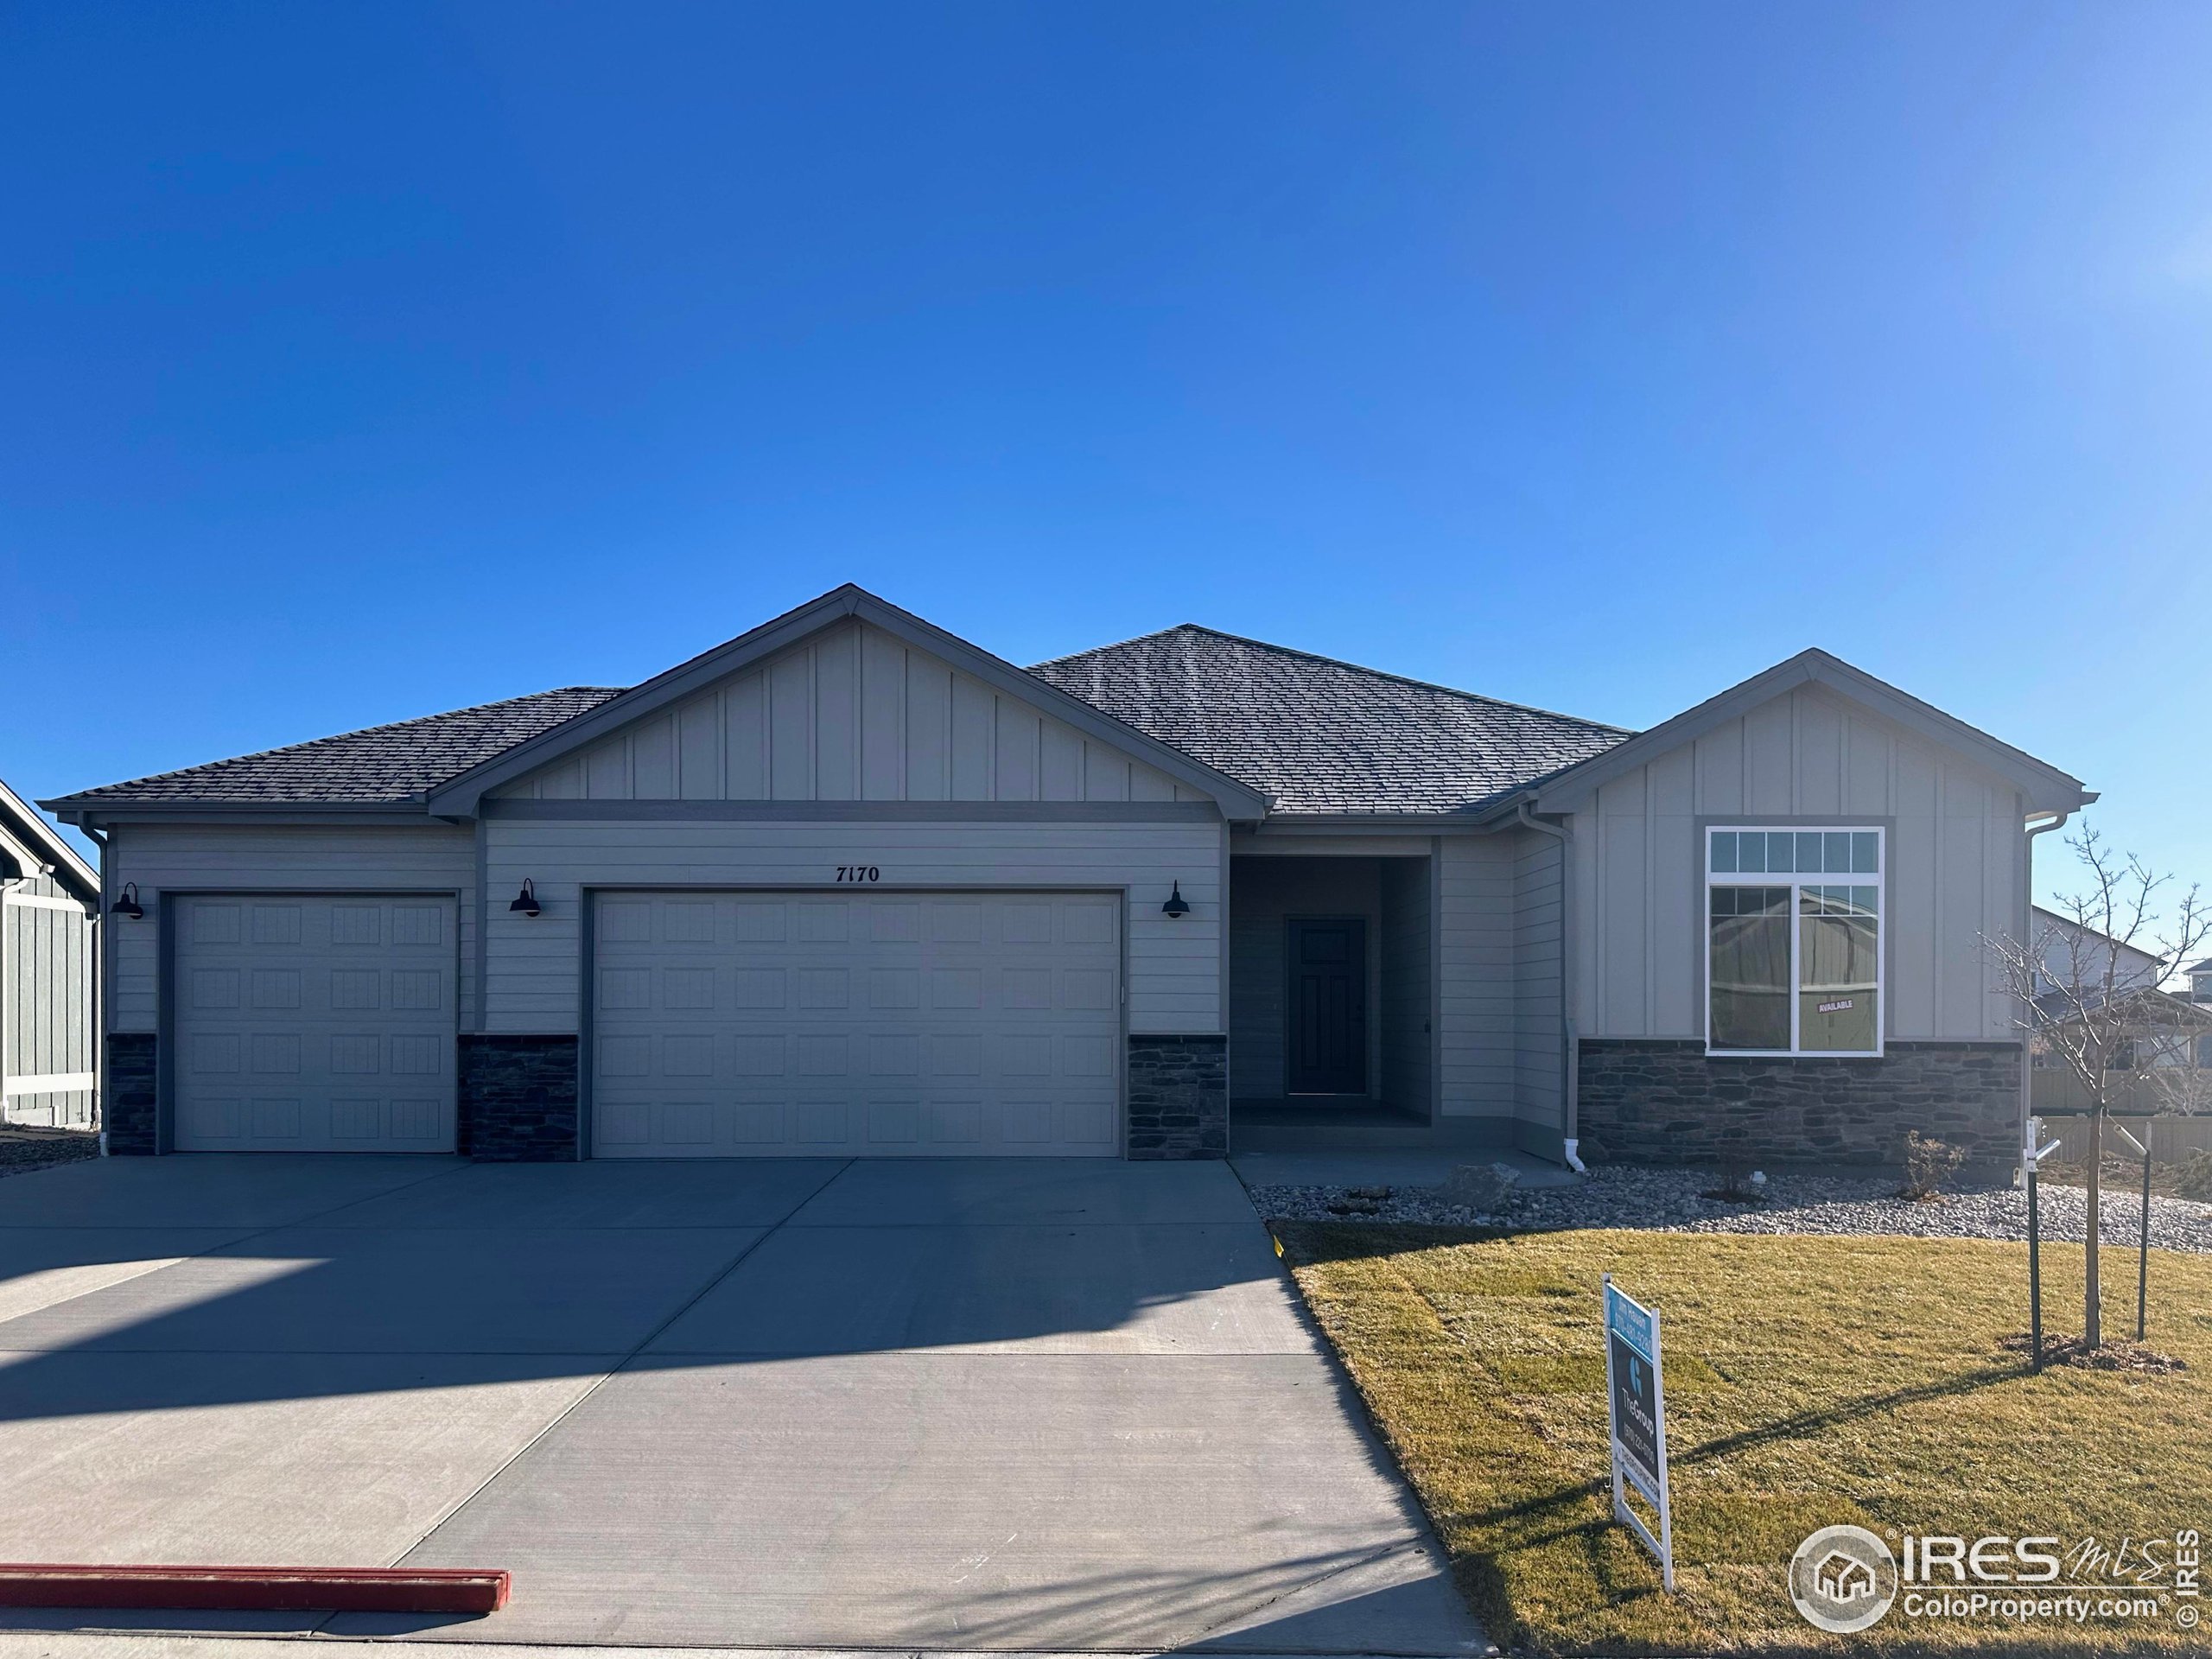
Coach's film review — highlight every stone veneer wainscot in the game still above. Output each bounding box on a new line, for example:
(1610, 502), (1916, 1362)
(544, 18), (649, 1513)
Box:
(1576, 1038), (2021, 1166)
(1126, 1034), (1228, 1160)
(459, 1034), (580, 1160)
(103, 1032), (159, 1154)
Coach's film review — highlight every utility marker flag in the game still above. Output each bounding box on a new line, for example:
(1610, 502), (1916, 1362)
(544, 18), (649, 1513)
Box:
(1603, 1274), (1675, 1592)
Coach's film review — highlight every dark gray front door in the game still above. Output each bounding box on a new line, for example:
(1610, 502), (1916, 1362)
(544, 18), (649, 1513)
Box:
(1287, 919), (1366, 1095)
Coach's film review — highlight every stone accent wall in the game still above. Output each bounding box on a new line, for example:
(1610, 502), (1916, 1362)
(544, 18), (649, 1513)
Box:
(105, 1033), (158, 1154)
(1127, 1035), (1229, 1160)
(459, 1035), (579, 1160)
(1577, 1039), (2021, 1166)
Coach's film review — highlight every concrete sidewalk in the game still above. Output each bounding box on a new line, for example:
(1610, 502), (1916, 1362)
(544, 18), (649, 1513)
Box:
(0, 1155), (1483, 1656)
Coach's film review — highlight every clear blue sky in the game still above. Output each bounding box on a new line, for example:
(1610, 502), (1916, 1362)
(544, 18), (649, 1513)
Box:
(4, 3), (2207, 909)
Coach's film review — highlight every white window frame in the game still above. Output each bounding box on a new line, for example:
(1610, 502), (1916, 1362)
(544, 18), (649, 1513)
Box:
(1703, 825), (1885, 1059)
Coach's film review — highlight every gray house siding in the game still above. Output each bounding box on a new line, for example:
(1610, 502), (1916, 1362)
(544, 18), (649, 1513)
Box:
(1510, 830), (1566, 1157)
(1563, 681), (2031, 1163)
(1436, 833), (1516, 1125)
(3, 868), (97, 1128)
(494, 620), (1205, 808)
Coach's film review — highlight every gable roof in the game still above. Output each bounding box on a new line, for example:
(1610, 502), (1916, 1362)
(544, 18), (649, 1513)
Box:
(0, 776), (98, 900)
(47, 689), (623, 814)
(1029, 625), (1631, 816)
(1530, 648), (2092, 815)
(425, 585), (1272, 818)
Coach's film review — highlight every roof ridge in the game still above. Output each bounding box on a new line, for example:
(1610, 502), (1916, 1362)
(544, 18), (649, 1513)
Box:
(63, 686), (626, 800)
(1037, 622), (1637, 737)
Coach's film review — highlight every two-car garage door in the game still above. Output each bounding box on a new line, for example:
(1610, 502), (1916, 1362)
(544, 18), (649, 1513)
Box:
(591, 891), (1122, 1157)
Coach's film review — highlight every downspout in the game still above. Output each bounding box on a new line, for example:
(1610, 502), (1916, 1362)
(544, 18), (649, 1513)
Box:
(2019, 810), (2069, 1170)
(1515, 803), (1582, 1172)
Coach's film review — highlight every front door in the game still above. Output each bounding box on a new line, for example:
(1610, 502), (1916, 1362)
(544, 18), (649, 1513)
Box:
(1287, 918), (1366, 1095)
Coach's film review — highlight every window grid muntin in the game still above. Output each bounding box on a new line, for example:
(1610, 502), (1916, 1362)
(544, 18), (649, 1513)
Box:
(1706, 825), (1885, 1058)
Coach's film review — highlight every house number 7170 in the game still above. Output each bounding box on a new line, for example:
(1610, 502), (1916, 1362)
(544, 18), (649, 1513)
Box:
(835, 866), (880, 883)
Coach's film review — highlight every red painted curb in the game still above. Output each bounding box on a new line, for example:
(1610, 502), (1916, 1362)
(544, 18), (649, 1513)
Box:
(0, 1565), (510, 1614)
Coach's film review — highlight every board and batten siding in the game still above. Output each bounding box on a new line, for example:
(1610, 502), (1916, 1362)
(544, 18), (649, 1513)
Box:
(3, 868), (96, 1127)
(105, 824), (477, 1032)
(494, 620), (1205, 807)
(1571, 682), (2025, 1042)
(483, 818), (1224, 1037)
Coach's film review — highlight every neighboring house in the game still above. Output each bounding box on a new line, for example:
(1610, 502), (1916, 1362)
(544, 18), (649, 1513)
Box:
(1, 776), (99, 1128)
(2029, 907), (2212, 1086)
(44, 585), (2092, 1166)
(2185, 958), (2212, 1006)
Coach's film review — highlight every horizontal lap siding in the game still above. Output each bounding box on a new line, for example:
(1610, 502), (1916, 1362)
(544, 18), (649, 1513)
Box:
(106, 825), (476, 1033)
(1513, 831), (1563, 1134)
(1575, 683), (2024, 1042)
(1438, 834), (1515, 1118)
(485, 819), (1224, 1036)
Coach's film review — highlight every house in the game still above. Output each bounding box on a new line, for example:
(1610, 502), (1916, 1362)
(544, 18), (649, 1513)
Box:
(2030, 907), (2212, 1087)
(1, 776), (100, 1129)
(42, 585), (2092, 1165)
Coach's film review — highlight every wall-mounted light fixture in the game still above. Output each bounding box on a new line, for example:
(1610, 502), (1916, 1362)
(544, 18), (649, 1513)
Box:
(510, 879), (542, 918)
(1161, 881), (1191, 919)
(111, 882), (144, 920)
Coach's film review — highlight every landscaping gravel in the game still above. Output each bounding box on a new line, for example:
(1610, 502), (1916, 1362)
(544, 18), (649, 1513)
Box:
(1248, 1163), (2212, 1254)
(0, 1128), (99, 1181)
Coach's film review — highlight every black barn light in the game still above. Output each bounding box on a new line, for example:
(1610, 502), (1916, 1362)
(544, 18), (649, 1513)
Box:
(111, 883), (144, 920)
(1161, 881), (1191, 919)
(510, 879), (542, 918)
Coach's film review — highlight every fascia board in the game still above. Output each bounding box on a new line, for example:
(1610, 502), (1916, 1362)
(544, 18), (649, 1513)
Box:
(426, 584), (1271, 820)
(1531, 651), (2089, 814)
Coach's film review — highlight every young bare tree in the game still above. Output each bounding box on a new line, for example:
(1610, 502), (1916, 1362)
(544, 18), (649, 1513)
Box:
(1987, 824), (2208, 1351)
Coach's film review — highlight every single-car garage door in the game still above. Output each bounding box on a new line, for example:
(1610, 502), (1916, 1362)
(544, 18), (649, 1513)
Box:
(174, 894), (457, 1152)
(591, 891), (1122, 1157)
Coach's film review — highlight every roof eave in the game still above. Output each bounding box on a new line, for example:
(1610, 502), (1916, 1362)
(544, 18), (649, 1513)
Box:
(1, 779), (99, 899)
(424, 585), (1273, 820)
(1529, 650), (2091, 815)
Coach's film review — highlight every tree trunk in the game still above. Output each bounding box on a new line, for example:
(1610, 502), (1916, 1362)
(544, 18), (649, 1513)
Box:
(2084, 1110), (2103, 1350)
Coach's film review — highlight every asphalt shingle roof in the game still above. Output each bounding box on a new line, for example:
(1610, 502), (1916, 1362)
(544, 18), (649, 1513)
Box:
(60, 623), (1635, 816)
(1029, 625), (1631, 815)
(58, 688), (625, 805)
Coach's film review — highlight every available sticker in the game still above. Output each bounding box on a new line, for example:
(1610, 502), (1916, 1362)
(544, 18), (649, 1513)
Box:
(1817, 999), (1854, 1014)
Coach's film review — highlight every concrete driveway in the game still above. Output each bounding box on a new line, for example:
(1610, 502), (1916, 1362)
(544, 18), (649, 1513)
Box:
(0, 1155), (1480, 1655)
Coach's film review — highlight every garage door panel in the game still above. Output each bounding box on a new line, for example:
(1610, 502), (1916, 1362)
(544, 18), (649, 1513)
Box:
(174, 895), (457, 1154)
(593, 892), (1121, 1158)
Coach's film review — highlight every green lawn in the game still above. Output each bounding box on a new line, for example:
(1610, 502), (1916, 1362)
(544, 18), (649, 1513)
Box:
(1273, 1224), (2212, 1656)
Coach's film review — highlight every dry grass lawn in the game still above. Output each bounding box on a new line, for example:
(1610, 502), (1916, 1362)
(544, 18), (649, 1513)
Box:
(1274, 1224), (2212, 1656)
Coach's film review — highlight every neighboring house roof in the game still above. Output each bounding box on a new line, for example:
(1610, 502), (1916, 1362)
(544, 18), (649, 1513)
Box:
(0, 776), (99, 900)
(1027, 625), (1631, 816)
(2032, 906), (2171, 982)
(51, 689), (624, 809)
(2032, 984), (2212, 1029)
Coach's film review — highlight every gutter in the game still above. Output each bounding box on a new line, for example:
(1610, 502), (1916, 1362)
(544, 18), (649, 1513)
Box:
(1513, 802), (1582, 1172)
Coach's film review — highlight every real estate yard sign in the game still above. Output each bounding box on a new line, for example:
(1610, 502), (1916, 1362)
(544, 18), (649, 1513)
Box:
(1603, 1274), (1675, 1592)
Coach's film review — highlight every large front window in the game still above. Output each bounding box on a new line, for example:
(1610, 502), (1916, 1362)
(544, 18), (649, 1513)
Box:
(1707, 828), (1882, 1056)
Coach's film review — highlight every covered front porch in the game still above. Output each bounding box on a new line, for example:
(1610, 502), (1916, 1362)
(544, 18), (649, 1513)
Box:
(1228, 851), (1447, 1150)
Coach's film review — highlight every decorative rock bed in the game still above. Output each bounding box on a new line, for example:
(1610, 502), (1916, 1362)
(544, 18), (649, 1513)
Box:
(0, 1128), (100, 1180)
(1247, 1162), (2212, 1255)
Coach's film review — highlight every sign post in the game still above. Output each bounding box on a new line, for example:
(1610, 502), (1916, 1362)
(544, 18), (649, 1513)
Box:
(1603, 1274), (1675, 1592)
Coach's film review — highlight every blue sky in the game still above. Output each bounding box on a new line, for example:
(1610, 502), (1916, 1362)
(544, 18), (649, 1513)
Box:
(3, 3), (2207, 909)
